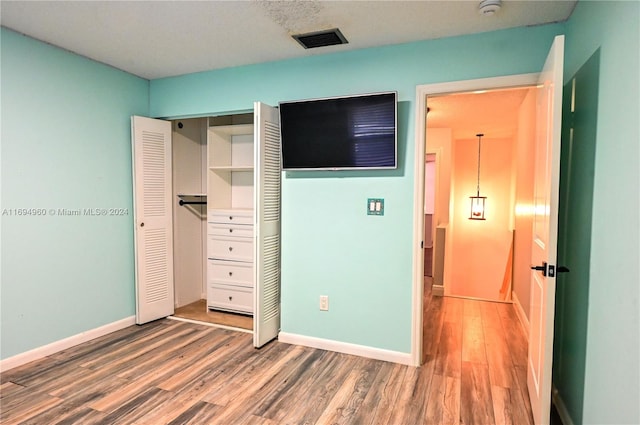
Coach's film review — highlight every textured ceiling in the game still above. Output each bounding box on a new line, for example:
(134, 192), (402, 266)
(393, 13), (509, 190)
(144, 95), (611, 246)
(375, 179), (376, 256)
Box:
(1, 0), (576, 79)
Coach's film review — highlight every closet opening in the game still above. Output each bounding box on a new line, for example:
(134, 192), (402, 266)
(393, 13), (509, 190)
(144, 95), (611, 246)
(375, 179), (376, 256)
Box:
(170, 115), (254, 332)
(133, 102), (281, 347)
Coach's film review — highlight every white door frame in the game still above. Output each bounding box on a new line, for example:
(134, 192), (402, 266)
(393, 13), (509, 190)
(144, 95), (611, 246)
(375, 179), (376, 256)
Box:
(411, 73), (538, 366)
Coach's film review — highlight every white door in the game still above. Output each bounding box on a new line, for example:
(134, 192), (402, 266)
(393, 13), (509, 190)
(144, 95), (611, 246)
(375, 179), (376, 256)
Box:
(131, 116), (175, 324)
(253, 102), (281, 348)
(527, 35), (564, 425)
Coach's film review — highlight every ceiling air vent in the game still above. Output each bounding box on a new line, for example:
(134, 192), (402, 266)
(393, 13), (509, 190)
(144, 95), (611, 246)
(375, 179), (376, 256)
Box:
(292, 28), (348, 49)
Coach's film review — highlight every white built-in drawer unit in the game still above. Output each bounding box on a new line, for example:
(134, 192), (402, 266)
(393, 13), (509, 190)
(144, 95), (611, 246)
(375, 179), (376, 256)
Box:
(207, 207), (254, 314)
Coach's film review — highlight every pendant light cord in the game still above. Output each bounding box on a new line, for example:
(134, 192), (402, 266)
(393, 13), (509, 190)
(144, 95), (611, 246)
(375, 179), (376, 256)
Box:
(476, 133), (483, 197)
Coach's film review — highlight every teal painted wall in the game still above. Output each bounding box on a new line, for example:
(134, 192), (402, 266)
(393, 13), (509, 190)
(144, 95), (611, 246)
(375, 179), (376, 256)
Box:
(151, 24), (563, 353)
(0, 28), (149, 359)
(564, 1), (640, 423)
(554, 48), (600, 425)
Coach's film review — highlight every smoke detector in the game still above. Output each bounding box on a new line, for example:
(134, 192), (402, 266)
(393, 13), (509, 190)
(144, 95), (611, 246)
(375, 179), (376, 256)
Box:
(478, 0), (502, 16)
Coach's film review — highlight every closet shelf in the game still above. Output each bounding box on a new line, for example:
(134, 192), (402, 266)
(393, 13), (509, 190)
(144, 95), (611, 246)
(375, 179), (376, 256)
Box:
(177, 194), (207, 206)
(209, 165), (254, 172)
(209, 124), (254, 136)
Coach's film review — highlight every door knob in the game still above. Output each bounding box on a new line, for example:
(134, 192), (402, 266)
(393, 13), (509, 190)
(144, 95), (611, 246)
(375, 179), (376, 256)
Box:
(140, 222), (144, 227)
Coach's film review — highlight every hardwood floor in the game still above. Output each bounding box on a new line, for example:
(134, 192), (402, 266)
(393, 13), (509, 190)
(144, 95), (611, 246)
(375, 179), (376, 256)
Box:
(1, 282), (533, 425)
(422, 277), (533, 425)
(173, 299), (253, 330)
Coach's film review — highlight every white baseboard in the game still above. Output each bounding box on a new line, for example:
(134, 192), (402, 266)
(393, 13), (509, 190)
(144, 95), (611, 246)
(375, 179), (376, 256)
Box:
(0, 316), (136, 372)
(432, 284), (444, 296)
(552, 385), (576, 425)
(512, 290), (530, 341)
(278, 332), (413, 366)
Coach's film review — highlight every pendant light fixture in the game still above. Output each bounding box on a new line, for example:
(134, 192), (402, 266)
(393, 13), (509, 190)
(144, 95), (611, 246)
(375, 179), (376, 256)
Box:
(469, 133), (487, 220)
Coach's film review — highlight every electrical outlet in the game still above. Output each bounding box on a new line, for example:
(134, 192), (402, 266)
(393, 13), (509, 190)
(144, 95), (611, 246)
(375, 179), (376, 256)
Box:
(319, 295), (329, 311)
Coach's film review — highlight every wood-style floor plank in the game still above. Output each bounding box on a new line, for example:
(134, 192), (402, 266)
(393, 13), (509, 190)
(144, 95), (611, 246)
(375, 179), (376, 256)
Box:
(199, 341), (293, 406)
(313, 357), (383, 425)
(164, 401), (223, 425)
(358, 362), (408, 425)
(52, 407), (108, 425)
(434, 321), (463, 378)
(385, 362), (434, 425)
(460, 361), (496, 425)
(251, 349), (330, 419)
(0, 281), (535, 425)
(264, 351), (360, 425)
(485, 326), (516, 388)
(0, 388), (63, 425)
(422, 289), (445, 361)
(496, 302), (529, 367)
(425, 373), (461, 425)
(206, 347), (318, 425)
(462, 315), (487, 364)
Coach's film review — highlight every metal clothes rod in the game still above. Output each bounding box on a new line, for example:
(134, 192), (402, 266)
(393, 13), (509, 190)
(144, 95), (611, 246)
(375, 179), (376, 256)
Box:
(179, 200), (207, 206)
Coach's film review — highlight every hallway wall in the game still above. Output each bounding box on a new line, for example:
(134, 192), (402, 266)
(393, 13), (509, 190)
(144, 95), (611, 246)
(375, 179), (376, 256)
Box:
(449, 137), (514, 300)
(512, 88), (537, 319)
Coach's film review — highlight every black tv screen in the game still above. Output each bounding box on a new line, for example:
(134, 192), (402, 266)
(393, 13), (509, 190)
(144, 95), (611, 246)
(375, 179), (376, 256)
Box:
(279, 92), (397, 170)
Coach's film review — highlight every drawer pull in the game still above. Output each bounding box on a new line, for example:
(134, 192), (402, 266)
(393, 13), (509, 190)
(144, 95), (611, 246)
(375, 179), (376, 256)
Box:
(228, 296), (233, 301)
(229, 272), (233, 276)
(229, 216), (233, 220)
(228, 247), (233, 252)
(229, 228), (233, 233)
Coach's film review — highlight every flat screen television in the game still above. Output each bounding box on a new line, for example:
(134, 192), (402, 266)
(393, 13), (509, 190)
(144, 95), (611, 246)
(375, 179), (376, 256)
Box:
(279, 91), (397, 170)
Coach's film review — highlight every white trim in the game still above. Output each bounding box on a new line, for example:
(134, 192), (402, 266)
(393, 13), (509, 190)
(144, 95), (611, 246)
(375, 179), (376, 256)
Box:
(0, 316), (136, 372)
(432, 284), (444, 296)
(410, 84), (427, 367)
(552, 386), (576, 425)
(412, 73), (539, 368)
(166, 315), (252, 334)
(278, 332), (413, 366)
(512, 290), (530, 341)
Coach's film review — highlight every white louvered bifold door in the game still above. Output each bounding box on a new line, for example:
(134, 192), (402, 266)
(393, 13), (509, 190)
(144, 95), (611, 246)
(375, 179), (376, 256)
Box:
(131, 116), (175, 324)
(253, 103), (282, 348)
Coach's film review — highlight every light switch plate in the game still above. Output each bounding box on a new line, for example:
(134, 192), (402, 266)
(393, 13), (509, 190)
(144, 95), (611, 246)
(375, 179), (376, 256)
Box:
(367, 198), (384, 216)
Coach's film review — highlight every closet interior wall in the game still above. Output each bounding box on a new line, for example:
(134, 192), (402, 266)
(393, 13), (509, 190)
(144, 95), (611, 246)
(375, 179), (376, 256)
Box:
(172, 118), (207, 308)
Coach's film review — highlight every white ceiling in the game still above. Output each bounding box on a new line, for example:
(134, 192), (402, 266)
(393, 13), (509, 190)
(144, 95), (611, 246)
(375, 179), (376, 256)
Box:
(1, 0), (576, 80)
(427, 87), (534, 140)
